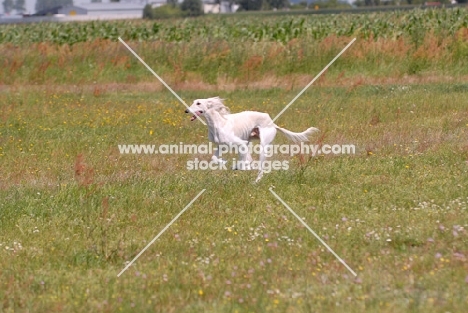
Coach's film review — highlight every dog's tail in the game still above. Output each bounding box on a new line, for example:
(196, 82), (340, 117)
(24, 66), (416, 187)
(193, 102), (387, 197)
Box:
(275, 126), (319, 143)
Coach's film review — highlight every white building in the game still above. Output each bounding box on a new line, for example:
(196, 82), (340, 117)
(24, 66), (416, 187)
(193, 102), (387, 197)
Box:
(204, 0), (239, 13)
(74, 0), (164, 17)
(0, 0), (236, 18)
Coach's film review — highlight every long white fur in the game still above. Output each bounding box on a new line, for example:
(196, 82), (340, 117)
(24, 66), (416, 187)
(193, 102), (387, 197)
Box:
(186, 97), (319, 182)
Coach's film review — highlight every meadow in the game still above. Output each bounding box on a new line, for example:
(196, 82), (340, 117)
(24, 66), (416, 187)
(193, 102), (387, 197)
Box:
(1, 8), (468, 313)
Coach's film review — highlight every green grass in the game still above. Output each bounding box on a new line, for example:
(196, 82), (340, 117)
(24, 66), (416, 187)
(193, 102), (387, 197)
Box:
(1, 82), (467, 312)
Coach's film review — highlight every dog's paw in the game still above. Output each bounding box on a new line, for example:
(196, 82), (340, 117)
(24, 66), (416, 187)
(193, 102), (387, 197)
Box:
(255, 172), (264, 183)
(211, 155), (227, 164)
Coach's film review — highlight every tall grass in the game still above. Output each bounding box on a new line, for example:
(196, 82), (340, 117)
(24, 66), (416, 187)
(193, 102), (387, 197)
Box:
(1, 31), (468, 87)
(1, 9), (468, 87)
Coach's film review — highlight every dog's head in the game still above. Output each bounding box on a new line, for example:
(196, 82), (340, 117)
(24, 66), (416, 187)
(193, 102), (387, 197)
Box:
(185, 98), (210, 122)
(185, 97), (228, 122)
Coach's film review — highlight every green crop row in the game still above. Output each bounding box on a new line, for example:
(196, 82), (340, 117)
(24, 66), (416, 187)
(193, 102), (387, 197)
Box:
(0, 8), (468, 45)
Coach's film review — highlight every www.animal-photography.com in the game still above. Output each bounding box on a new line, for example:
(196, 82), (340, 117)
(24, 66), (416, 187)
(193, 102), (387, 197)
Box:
(1, 3), (468, 312)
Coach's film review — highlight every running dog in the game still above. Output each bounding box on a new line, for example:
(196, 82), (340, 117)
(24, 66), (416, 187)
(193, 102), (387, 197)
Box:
(185, 97), (318, 182)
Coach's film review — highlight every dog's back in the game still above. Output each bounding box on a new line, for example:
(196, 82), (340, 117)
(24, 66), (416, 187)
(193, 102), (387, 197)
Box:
(228, 111), (272, 125)
(225, 111), (273, 140)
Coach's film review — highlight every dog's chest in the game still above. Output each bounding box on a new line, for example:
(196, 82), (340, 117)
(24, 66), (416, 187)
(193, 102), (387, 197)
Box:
(208, 127), (240, 144)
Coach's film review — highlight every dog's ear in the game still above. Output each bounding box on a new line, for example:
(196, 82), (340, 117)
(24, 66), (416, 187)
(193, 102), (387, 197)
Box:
(209, 96), (224, 104)
(207, 97), (219, 107)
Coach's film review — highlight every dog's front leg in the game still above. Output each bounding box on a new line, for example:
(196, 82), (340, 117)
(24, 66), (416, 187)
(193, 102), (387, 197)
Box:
(211, 144), (227, 165)
(255, 170), (264, 183)
(255, 145), (267, 183)
(235, 141), (252, 170)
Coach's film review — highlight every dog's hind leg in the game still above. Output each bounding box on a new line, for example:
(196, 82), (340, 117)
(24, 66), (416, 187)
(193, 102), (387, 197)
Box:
(255, 127), (277, 182)
(244, 127), (258, 166)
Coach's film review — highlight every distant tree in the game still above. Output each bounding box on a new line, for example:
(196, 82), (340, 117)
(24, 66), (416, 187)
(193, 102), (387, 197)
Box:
(181, 0), (204, 16)
(13, 0), (25, 12)
(2, 0), (14, 13)
(35, 0), (73, 12)
(264, 0), (288, 9)
(143, 3), (154, 18)
(237, 0), (263, 10)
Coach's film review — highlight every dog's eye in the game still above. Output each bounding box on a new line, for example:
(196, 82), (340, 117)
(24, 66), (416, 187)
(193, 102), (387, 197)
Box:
(196, 102), (200, 105)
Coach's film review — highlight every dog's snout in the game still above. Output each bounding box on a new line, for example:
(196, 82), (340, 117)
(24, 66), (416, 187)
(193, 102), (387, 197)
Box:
(185, 109), (189, 113)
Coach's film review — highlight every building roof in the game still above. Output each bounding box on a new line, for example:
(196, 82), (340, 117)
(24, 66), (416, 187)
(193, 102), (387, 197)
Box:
(34, 5), (87, 16)
(76, 2), (148, 11)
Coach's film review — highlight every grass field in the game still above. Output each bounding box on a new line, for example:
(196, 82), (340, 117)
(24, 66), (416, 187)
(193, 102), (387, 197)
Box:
(1, 8), (468, 313)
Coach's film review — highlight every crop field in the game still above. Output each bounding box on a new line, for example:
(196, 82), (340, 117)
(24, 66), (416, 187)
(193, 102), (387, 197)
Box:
(1, 8), (468, 313)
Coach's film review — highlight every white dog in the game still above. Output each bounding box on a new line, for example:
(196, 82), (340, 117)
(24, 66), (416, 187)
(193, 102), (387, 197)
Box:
(185, 97), (318, 182)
